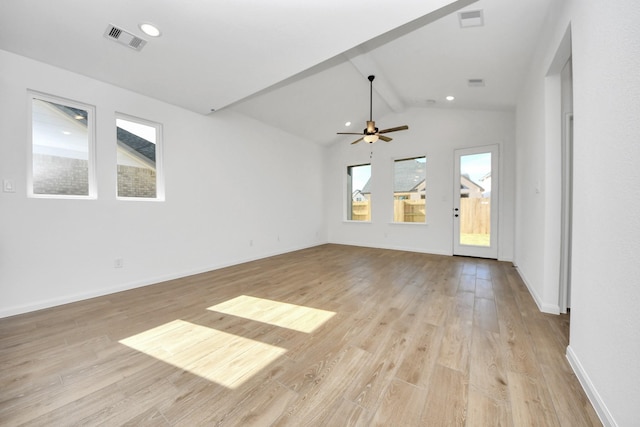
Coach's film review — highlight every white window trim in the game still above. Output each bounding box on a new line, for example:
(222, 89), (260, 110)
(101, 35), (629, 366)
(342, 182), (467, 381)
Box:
(345, 162), (372, 222)
(27, 90), (97, 199)
(391, 155), (427, 224)
(115, 112), (165, 202)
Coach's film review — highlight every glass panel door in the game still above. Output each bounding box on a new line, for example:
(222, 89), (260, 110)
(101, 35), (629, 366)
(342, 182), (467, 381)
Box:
(453, 145), (499, 259)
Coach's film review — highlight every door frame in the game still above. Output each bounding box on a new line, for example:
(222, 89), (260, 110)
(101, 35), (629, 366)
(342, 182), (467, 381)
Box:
(453, 144), (499, 259)
(559, 113), (573, 313)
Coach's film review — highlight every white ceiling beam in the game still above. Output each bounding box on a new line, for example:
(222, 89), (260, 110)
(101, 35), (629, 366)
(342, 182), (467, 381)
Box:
(346, 50), (405, 114)
(343, 0), (478, 114)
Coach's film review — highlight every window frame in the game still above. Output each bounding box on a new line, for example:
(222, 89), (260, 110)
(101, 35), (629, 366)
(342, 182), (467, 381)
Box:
(115, 112), (165, 201)
(27, 91), (97, 199)
(392, 155), (427, 224)
(345, 162), (372, 222)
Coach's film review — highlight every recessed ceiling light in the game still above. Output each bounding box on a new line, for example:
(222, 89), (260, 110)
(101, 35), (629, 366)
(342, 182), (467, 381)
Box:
(139, 23), (161, 37)
(345, 121), (352, 127)
(446, 95), (455, 101)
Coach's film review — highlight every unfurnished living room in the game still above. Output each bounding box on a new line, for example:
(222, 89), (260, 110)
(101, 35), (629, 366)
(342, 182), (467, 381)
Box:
(0, 0), (638, 426)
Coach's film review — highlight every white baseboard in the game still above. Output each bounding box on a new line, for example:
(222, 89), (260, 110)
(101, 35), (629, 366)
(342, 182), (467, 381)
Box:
(333, 240), (517, 262)
(513, 266), (560, 314)
(379, 243), (452, 256)
(0, 279), (157, 319)
(0, 242), (324, 319)
(566, 345), (617, 427)
(331, 240), (452, 257)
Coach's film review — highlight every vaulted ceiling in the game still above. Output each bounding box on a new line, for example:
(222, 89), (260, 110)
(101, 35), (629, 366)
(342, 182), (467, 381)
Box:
(0, 0), (552, 145)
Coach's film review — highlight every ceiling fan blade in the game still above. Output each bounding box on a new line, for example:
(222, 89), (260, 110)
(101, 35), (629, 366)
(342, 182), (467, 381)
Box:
(378, 125), (409, 134)
(343, 76), (408, 146)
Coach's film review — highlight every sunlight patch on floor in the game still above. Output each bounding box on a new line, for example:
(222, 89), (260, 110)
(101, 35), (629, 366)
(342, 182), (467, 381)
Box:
(119, 319), (286, 389)
(208, 295), (335, 333)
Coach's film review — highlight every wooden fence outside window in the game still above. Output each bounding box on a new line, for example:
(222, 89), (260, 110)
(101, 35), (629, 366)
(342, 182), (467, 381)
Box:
(351, 198), (490, 232)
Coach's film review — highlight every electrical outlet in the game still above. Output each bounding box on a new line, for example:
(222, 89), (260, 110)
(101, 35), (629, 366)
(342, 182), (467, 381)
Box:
(249, 240), (253, 247)
(114, 258), (124, 268)
(3, 179), (15, 193)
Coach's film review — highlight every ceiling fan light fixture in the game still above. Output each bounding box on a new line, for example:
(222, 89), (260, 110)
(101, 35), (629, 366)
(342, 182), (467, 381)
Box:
(363, 134), (379, 143)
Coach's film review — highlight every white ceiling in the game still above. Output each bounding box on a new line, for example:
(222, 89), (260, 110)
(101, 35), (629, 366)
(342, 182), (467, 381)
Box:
(0, 0), (552, 145)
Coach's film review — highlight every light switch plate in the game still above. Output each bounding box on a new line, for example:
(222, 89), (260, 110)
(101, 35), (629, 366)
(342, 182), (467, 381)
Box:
(3, 179), (15, 193)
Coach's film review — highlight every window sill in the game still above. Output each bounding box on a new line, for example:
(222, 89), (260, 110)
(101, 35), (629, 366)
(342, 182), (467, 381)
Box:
(28, 194), (97, 200)
(389, 221), (428, 226)
(117, 196), (165, 202)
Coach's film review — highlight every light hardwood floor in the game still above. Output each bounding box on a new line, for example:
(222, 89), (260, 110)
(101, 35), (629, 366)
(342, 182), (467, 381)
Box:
(0, 244), (601, 426)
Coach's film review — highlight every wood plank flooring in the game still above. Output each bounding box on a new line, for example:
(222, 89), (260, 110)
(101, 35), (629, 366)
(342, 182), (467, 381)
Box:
(0, 244), (602, 426)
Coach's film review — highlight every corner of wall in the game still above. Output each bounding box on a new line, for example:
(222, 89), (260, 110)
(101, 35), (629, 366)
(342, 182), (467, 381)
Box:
(566, 346), (617, 427)
(513, 266), (560, 314)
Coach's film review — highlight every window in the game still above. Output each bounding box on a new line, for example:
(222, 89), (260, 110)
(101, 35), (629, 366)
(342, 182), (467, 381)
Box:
(116, 114), (163, 200)
(393, 156), (426, 223)
(346, 163), (371, 221)
(29, 92), (96, 198)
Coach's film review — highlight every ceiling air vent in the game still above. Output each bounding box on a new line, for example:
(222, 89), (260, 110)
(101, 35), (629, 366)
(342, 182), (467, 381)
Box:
(468, 78), (485, 87)
(104, 24), (147, 51)
(458, 10), (484, 28)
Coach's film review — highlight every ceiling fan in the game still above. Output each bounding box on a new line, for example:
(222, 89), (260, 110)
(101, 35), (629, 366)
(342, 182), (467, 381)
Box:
(337, 75), (408, 144)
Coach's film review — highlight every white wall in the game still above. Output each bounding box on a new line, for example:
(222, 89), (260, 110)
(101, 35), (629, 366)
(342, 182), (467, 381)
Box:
(326, 107), (515, 260)
(514, 28), (564, 314)
(515, 1), (640, 425)
(0, 49), (326, 317)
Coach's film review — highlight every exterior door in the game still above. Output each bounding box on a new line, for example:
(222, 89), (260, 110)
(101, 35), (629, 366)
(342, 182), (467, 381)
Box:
(453, 145), (499, 259)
